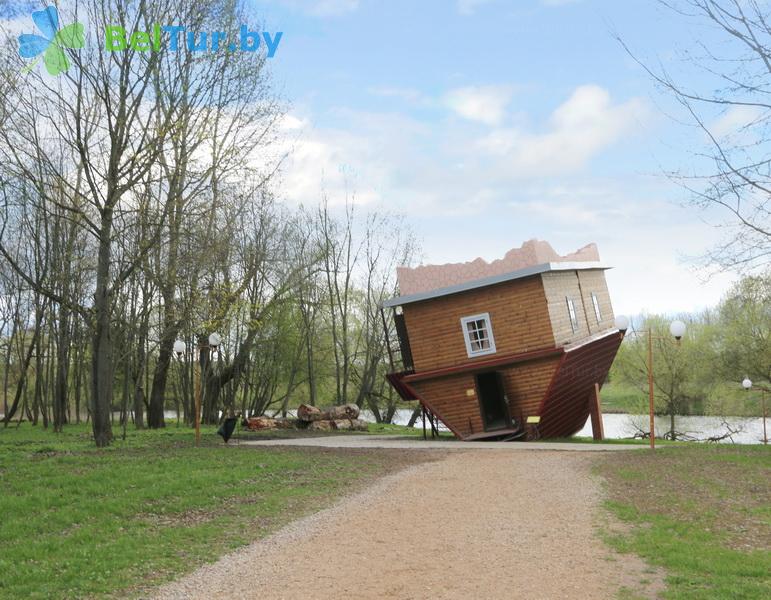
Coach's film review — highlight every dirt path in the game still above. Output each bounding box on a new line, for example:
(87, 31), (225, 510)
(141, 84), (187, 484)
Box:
(151, 451), (662, 600)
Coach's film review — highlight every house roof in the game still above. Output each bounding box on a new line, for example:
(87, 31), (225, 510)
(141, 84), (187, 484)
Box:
(382, 261), (611, 308)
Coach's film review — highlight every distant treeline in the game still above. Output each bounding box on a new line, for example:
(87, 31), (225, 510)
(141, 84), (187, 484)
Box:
(607, 272), (770, 430)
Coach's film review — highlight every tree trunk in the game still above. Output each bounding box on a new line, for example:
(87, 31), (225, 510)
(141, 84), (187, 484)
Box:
(53, 305), (70, 432)
(147, 340), (173, 428)
(90, 222), (113, 448)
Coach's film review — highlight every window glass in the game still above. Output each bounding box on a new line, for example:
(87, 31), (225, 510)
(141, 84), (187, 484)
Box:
(566, 297), (579, 333)
(591, 292), (602, 324)
(460, 313), (496, 357)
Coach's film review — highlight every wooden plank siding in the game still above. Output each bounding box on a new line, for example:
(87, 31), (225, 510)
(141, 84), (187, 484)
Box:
(537, 331), (623, 438)
(541, 269), (615, 347)
(402, 275), (554, 373)
(577, 270), (616, 334)
(410, 355), (562, 438)
(411, 374), (484, 437)
(498, 356), (562, 421)
(389, 267), (621, 440)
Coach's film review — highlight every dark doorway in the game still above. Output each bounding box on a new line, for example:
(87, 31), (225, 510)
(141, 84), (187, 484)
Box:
(475, 371), (511, 431)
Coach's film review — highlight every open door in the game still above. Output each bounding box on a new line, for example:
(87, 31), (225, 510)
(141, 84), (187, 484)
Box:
(475, 371), (511, 431)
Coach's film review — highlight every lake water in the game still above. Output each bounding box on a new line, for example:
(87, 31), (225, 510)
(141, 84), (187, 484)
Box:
(372, 409), (768, 445)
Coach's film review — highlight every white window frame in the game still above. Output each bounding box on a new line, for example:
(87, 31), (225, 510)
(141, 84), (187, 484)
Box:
(591, 292), (602, 324)
(460, 312), (497, 358)
(566, 297), (579, 333)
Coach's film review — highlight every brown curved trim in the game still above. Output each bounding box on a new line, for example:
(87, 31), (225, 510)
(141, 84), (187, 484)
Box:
(537, 351), (568, 416)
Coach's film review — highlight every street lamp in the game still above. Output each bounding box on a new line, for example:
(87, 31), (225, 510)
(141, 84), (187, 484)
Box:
(742, 377), (768, 445)
(208, 332), (221, 348)
(670, 320), (686, 341)
(174, 332), (221, 447)
(616, 316), (686, 450)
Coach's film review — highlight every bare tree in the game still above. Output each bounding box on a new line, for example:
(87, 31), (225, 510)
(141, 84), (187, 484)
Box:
(620, 0), (771, 271)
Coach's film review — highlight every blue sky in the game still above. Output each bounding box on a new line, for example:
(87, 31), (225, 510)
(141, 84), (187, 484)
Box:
(255, 0), (745, 317)
(2, 0), (745, 316)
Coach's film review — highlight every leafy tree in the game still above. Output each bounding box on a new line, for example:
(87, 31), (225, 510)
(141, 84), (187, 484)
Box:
(713, 272), (771, 386)
(612, 315), (712, 438)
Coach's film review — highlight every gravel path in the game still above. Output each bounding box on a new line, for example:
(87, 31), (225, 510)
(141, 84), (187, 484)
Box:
(238, 434), (644, 451)
(150, 451), (662, 600)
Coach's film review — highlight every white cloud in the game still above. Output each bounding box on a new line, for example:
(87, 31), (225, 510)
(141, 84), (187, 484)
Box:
(444, 84), (515, 125)
(270, 89), (734, 314)
(276, 85), (649, 213)
(709, 104), (764, 139)
(475, 85), (648, 175)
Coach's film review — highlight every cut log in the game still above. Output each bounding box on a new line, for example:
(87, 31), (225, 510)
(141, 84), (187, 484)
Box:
(308, 420), (334, 431)
(244, 417), (276, 430)
(274, 418), (297, 429)
(297, 404), (323, 422)
(328, 404), (360, 419)
(349, 419), (368, 431)
(332, 419), (352, 431)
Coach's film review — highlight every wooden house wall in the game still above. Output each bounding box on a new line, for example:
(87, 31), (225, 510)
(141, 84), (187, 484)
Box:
(402, 276), (554, 373)
(576, 269), (615, 333)
(498, 356), (562, 421)
(411, 355), (561, 437)
(411, 373), (483, 437)
(541, 269), (614, 346)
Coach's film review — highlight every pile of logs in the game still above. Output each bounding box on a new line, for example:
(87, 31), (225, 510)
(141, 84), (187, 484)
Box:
(241, 417), (296, 431)
(241, 403), (368, 432)
(296, 403), (368, 431)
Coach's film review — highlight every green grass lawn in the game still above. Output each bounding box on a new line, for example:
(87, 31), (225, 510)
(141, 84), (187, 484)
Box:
(597, 445), (771, 599)
(0, 423), (426, 599)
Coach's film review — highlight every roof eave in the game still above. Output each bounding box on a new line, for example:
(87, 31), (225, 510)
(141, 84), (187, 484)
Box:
(382, 261), (611, 308)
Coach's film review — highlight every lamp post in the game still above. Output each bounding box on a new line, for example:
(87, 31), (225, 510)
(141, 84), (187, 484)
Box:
(172, 340), (187, 426)
(614, 315), (686, 450)
(742, 377), (768, 445)
(174, 332), (221, 447)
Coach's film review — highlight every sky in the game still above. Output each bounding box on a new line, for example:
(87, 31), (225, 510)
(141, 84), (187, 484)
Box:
(1, 0), (750, 317)
(251, 0), (746, 317)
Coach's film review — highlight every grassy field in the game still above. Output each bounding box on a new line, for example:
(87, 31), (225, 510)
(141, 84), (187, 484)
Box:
(0, 423), (428, 599)
(597, 445), (771, 599)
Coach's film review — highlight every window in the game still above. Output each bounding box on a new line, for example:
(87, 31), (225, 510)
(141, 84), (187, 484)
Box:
(591, 292), (602, 324)
(566, 297), (579, 333)
(460, 313), (496, 357)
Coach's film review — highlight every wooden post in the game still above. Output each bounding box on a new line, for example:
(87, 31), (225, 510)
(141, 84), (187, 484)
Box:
(589, 382), (604, 441)
(762, 390), (768, 445)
